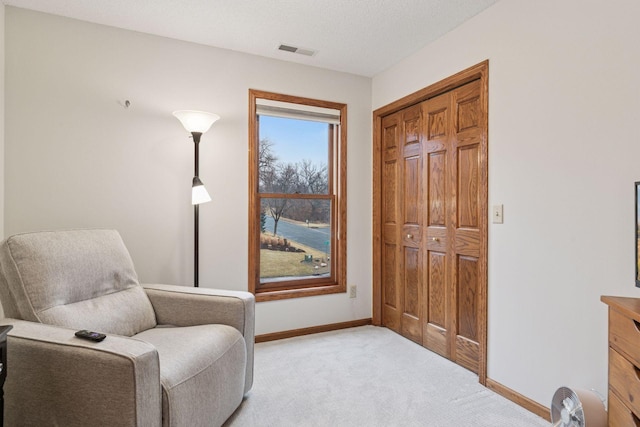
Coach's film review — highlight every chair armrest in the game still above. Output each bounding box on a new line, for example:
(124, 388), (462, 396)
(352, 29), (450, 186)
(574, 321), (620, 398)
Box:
(3, 319), (161, 427)
(142, 284), (255, 393)
(142, 284), (254, 336)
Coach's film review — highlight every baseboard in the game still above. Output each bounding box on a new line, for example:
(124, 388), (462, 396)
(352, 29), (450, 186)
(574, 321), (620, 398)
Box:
(486, 378), (551, 421)
(255, 318), (372, 343)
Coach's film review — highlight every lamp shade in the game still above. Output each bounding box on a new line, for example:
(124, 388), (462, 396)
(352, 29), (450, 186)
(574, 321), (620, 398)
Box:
(192, 176), (212, 205)
(173, 110), (220, 134)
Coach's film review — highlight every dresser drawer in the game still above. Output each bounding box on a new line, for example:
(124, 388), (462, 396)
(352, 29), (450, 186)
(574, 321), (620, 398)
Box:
(610, 308), (640, 366)
(610, 348), (640, 419)
(609, 388), (640, 427)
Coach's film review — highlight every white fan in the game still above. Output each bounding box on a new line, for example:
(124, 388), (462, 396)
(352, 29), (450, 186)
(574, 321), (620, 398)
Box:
(550, 386), (606, 427)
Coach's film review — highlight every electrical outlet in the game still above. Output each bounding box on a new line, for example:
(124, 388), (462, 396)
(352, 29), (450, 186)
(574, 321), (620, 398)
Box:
(349, 285), (357, 298)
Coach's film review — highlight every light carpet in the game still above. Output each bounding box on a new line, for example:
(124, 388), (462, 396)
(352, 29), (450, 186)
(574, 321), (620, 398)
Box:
(225, 325), (548, 427)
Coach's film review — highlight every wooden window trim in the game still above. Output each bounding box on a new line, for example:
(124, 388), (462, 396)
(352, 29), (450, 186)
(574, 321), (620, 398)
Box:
(248, 89), (347, 302)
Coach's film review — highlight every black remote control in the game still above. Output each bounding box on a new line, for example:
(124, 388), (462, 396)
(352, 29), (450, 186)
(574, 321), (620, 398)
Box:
(75, 330), (106, 342)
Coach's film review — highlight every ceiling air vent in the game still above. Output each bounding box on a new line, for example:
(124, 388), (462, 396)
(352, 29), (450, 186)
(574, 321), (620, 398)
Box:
(278, 44), (316, 57)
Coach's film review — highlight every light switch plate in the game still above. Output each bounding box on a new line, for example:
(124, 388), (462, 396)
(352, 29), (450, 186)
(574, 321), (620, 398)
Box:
(492, 205), (504, 224)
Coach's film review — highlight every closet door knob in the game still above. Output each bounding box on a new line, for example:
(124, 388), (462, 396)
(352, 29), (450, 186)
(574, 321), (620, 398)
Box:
(406, 234), (413, 239)
(432, 237), (440, 242)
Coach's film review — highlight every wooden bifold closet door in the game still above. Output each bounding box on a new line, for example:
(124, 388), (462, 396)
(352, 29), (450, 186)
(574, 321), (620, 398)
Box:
(381, 79), (486, 373)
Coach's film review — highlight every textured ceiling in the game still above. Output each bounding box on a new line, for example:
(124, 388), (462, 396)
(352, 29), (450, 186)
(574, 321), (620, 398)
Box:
(3, 0), (500, 77)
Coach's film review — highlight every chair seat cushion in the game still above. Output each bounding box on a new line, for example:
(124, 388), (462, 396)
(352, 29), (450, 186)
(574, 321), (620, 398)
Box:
(133, 324), (247, 427)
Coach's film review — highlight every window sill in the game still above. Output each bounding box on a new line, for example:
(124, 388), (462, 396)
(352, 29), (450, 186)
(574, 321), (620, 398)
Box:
(255, 283), (345, 302)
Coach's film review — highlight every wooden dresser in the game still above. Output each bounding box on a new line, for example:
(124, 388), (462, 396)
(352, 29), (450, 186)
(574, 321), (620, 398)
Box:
(602, 296), (640, 426)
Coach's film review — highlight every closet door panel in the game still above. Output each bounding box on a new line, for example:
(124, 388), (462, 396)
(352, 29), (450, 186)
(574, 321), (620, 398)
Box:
(450, 79), (483, 373)
(399, 105), (423, 343)
(381, 114), (401, 333)
(423, 92), (451, 357)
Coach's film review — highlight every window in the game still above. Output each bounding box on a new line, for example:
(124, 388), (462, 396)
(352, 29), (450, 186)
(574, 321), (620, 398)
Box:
(248, 90), (346, 301)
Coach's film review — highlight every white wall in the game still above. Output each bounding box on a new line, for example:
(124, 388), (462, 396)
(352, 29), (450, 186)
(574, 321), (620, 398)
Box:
(0, 5), (4, 319)
(374, 0), (640, 408)
(0, 4), (4, 240)
(4, 7), (373, 335)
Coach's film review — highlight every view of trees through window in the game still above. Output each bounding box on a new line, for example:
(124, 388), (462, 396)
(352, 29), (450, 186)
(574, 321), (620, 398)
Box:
(249, 90), (346, 300)
(258, 115), (333, 282)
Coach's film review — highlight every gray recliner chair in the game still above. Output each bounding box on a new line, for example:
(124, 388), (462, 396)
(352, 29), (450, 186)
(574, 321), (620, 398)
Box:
(0, 229), (254, 427)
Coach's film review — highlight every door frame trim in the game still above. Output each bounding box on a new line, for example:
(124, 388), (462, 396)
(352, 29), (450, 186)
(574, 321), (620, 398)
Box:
(372, 60), (489, 384)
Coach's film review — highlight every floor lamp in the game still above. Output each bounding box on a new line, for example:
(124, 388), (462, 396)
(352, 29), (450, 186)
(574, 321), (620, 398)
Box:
(173, 110), (220, 287)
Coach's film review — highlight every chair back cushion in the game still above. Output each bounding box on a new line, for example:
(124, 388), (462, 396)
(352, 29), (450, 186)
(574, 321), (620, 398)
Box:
(0, 229), (157, 336)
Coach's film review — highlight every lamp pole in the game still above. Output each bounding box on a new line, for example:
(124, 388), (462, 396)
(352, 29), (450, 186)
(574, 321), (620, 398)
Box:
(172, 110), (219, 287)
(193, 131), (202, 287)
